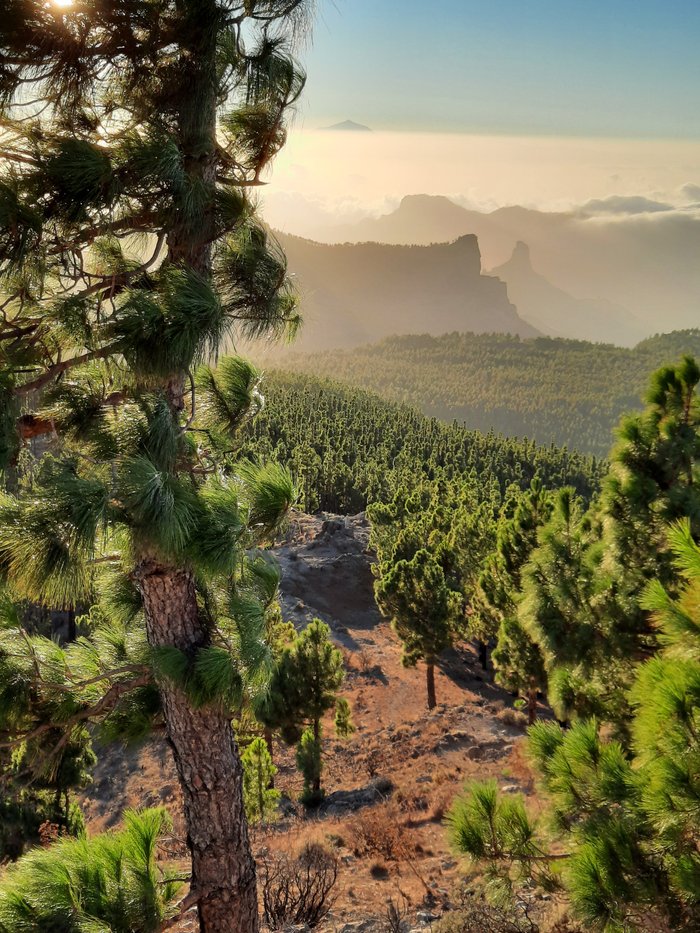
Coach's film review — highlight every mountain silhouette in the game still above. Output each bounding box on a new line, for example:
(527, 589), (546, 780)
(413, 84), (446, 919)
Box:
(273, 232), (538, 352)
(323, 120), (372, 131)
(491, 241), (645, 346)
(311, 193), (700, 338)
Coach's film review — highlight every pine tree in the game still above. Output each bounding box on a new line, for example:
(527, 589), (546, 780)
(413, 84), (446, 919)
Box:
(0, 808), (181, 931)
(475, 478), (552, 722)
(0, 1), (309, 928)
(447, 520), (700, 931)
(334, 697), (355, 738)
(375, 548), (459, 709)
(242, 737), (279, 824)
(600, 355), (700, 649)
(296, 725), (323, 806)
(517, 359), (700, 726)
(257, 618), (344, 798)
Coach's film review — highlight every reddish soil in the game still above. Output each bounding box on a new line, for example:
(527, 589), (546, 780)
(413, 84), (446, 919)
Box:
(79, 512), (536, 930)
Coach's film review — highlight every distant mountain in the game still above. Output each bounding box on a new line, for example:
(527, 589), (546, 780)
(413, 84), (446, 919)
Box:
(328, 195), (570, 259)
(491, 241), (645, 346)
(323, 120), (372, 131)
(272, 233), (538, 352)
(312, 193), (700, 338)
(269, 329), (700, 456)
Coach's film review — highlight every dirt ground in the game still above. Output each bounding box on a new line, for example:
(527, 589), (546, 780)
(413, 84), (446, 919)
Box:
(80, 512), (539, 930)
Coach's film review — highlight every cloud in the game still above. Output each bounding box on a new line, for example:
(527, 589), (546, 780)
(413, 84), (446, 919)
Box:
(578, 195), (674, 216)
(680, 183), (700, 202)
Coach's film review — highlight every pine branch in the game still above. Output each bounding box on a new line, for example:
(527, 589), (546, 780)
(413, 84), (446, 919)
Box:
(0, 671), (152, 751)
(15, 342), (124, 396)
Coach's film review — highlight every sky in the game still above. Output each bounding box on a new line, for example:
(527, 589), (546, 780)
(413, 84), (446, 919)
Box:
(260, 1), (700, 231)
(297, 0), (700, 137)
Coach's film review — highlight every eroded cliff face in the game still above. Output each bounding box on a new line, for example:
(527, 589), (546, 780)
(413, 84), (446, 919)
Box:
(271, 232), (537, 352)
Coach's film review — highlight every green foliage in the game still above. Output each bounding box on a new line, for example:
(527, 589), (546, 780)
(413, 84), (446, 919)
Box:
(445, 780), (549, 904)
(258, 619), (345, 741)
(0, 808), (180, 932)
(257, 619), (344, 799)
(453, 523), (700, 931)
(376, 548), (457, 668)
(374, 543), (460, 707)
(242, 737), (280, 824)
(296, 726), (324, 807)
(241, 371), (605, 515)
(474, 479), (552, 716)
(334, 697), (355, 738)
(270, 330), (700, 457)
(516, 357), (700, 725)
(446, 780), (539, 862)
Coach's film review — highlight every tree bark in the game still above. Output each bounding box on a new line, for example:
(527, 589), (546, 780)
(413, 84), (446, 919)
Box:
(136, 558), (259, 933)
(263, 728), (275, 789)
(426, 661), (436, 710)
(527, 687), (538, 726)
(312, 716), (322, 795)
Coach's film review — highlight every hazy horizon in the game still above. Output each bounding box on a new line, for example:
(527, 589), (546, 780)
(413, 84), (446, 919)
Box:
(262, 129), (700, 236)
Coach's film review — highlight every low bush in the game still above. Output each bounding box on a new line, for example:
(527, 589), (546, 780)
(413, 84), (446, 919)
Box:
(259, 841), (338, 930)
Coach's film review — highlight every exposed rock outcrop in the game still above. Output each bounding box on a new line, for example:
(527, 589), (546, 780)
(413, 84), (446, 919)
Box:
(269, 233), (537, 352)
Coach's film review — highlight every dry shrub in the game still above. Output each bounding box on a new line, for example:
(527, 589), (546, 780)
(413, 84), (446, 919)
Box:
(429, 786), (454, 822)
(38, 821), (61, 847)
(348, 804), (410, 862)
(384, 893), (412, 932)
(396, 789), (429, 815)
(434, 891), (539, 933)
(259, 841), (338, 930)
(496, 707), (529, 729)
(364, 747), (386, 779)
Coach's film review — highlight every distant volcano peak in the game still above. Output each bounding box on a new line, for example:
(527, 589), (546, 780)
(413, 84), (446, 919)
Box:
(323, 120), (372, 132)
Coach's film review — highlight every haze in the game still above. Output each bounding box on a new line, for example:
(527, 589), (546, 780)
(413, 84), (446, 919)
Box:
(262, 130), (700, 235)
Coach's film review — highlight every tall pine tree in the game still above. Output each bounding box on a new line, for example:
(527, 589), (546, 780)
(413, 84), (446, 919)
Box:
(0, 1), (309, 928)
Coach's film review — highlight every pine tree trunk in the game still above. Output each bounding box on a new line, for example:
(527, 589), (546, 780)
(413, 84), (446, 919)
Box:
(312, 717), (321, 794)
(264, 728), (275, 789)
(527, 687), (538, 726)
(426, 661), (437, 710)
(134, 5), (261, 930)
(136, 559), (259, 933)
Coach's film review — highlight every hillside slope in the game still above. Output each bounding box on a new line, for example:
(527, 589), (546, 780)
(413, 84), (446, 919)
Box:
(80, 512), (532, 931)
(273, 232), (537, 351)
(266, 330), (700, 456)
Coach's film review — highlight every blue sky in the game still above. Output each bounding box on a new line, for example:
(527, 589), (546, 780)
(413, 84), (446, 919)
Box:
(298, 0), (700, 137)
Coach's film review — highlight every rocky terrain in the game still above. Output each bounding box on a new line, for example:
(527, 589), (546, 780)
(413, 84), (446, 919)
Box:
(80, 513), (534, 930)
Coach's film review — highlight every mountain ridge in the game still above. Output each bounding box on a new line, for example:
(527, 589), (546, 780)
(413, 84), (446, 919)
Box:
(272, 231), (538, 352)
(291, 192), (700, 338)
(491, 241), (644, 346)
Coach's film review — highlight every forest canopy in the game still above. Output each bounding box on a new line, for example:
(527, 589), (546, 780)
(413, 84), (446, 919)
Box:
(265, 329), (700, 456)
